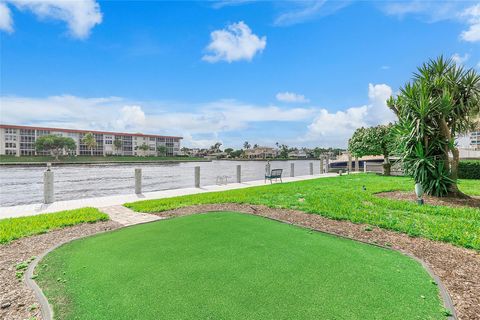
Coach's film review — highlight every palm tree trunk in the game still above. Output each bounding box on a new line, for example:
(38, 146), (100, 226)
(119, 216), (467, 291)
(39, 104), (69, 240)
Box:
(439, 119), (467, 197)
(447, 146), (468, 197)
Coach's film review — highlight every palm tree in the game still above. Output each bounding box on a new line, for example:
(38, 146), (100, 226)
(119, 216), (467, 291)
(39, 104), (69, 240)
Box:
(82, 132), (97, 156)
(210, 142), (222, 153)
(113, 139), (122, 155)
(157, 145), (167, 157)
(253, 144), (259, 149)
(243, 141), (251, 149)
(388, 56), (480, 196)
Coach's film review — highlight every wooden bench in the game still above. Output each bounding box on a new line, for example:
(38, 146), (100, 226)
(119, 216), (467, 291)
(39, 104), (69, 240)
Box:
(265, 169), (283, 184)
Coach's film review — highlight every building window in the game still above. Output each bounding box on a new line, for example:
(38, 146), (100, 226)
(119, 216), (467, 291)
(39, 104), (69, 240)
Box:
(5, 135), (17, 141)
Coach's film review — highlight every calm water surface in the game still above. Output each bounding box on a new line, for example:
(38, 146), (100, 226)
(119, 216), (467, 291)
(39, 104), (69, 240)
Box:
(0, 160), (321, 207)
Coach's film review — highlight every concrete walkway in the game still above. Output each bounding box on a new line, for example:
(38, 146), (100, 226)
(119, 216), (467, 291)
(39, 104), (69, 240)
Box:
(100, 205), (162, 226)
(0, 173), (339, 219)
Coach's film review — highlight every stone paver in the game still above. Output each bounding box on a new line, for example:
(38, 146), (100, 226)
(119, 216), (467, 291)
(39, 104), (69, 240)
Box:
(0, 173), (342, 219)
(100, 205), (162, 226)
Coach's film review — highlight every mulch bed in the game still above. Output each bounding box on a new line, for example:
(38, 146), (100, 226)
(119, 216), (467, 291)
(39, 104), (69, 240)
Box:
(157, 204), (480, 320)
(376, 191), (480, 208)
(1, 204), (479, 320)
(0, 221), (121, 320)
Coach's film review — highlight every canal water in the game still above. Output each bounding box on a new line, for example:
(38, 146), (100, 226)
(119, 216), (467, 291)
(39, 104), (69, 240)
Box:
(0, 160), (322, 207)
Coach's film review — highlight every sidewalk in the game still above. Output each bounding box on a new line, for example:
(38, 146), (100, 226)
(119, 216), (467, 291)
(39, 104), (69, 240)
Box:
(0, 173), (339, 219)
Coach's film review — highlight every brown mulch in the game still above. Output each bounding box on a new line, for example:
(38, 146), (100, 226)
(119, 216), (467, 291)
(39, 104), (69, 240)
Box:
(0, 220), (121, 320)
(157, 204), (480, 320)
(376, 191), (480, 208)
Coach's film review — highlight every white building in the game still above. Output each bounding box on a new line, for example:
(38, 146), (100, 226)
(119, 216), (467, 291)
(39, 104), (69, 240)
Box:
(0, 124), (182, 157)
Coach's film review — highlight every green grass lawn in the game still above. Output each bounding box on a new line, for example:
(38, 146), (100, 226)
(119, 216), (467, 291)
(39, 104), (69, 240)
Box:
(0, 155), (206, 163)
(36, 212), (446, 320)
(0, 208), (108, 244)
(126, 174), (480, 250)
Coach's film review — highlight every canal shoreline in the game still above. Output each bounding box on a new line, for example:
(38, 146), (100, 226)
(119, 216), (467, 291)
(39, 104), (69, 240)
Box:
(0, 158), (326, 166)
(0, 159), (212, 166)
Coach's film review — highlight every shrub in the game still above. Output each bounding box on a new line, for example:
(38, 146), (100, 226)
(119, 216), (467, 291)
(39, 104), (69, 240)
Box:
(459, 160), (480, 179)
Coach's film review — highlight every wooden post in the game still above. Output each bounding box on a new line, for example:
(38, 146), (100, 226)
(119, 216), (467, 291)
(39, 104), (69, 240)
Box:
(290, 163), (295, 177)
(309, 162), (313, 175)
(319, 157), (324, 174)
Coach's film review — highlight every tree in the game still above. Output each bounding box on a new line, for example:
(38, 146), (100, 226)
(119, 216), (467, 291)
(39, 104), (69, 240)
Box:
(278, 144), (289, 159)
(388, 56), (480, 196)
(230, 149), (243, 158)
(243, 141), (251, 149)
(210, 142), (222, 153)
(35, 135), (76, 161)
(157, 145), (167, 157)
(113, 139), (122, 155)
(348, 124), (396, 175)
(82, 132), (97, 156)
(253, 144), (259, 149)
(136, 143), (149, 156)
(224, 148), (234, 157)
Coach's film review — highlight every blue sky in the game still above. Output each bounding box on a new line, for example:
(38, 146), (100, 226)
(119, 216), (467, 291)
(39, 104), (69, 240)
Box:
(1, 0), (479, 148)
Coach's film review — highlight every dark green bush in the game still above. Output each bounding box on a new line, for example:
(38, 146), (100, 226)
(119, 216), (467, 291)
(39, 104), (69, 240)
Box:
(458, 160), (480, 179)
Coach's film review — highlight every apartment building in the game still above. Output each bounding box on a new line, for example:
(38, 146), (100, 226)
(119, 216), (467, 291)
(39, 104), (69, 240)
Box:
(470, 119), (480, 150)
(0, 124), (182, 157)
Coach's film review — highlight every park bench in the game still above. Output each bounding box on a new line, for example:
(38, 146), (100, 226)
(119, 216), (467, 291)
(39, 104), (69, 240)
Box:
(265, 168), (283, 184)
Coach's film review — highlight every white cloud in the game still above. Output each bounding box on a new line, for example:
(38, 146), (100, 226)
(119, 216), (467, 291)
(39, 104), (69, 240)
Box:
(274, 1), (326, 26)
(276, 92), (310, 103)
(211, 0), (255, 9)
(0, 85), (395, 148)
(2, 0), (102, 39)
(202, 21), (266, 63)
(273, 0), (350, 26)
(460, 4), (480, 42)
(0, 2), (13, 33)
(451, 53), (470, 64)
(112, 105), (146, 131)
(303, 83), (395, 146)
(305, 106), (369, 144)
(380, 2), (480, 43)
(380, 1), (460, 22)
(0, 95), (314, 148)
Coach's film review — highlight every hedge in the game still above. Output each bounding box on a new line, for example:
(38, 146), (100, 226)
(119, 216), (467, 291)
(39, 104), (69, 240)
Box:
(458, 160), (480, 179)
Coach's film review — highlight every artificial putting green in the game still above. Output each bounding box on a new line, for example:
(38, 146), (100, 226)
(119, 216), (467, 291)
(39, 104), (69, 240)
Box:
(36, 212), (446, 320)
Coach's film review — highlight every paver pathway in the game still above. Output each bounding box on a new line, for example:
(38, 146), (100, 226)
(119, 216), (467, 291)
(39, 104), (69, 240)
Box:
(100, 205), (162, 226)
